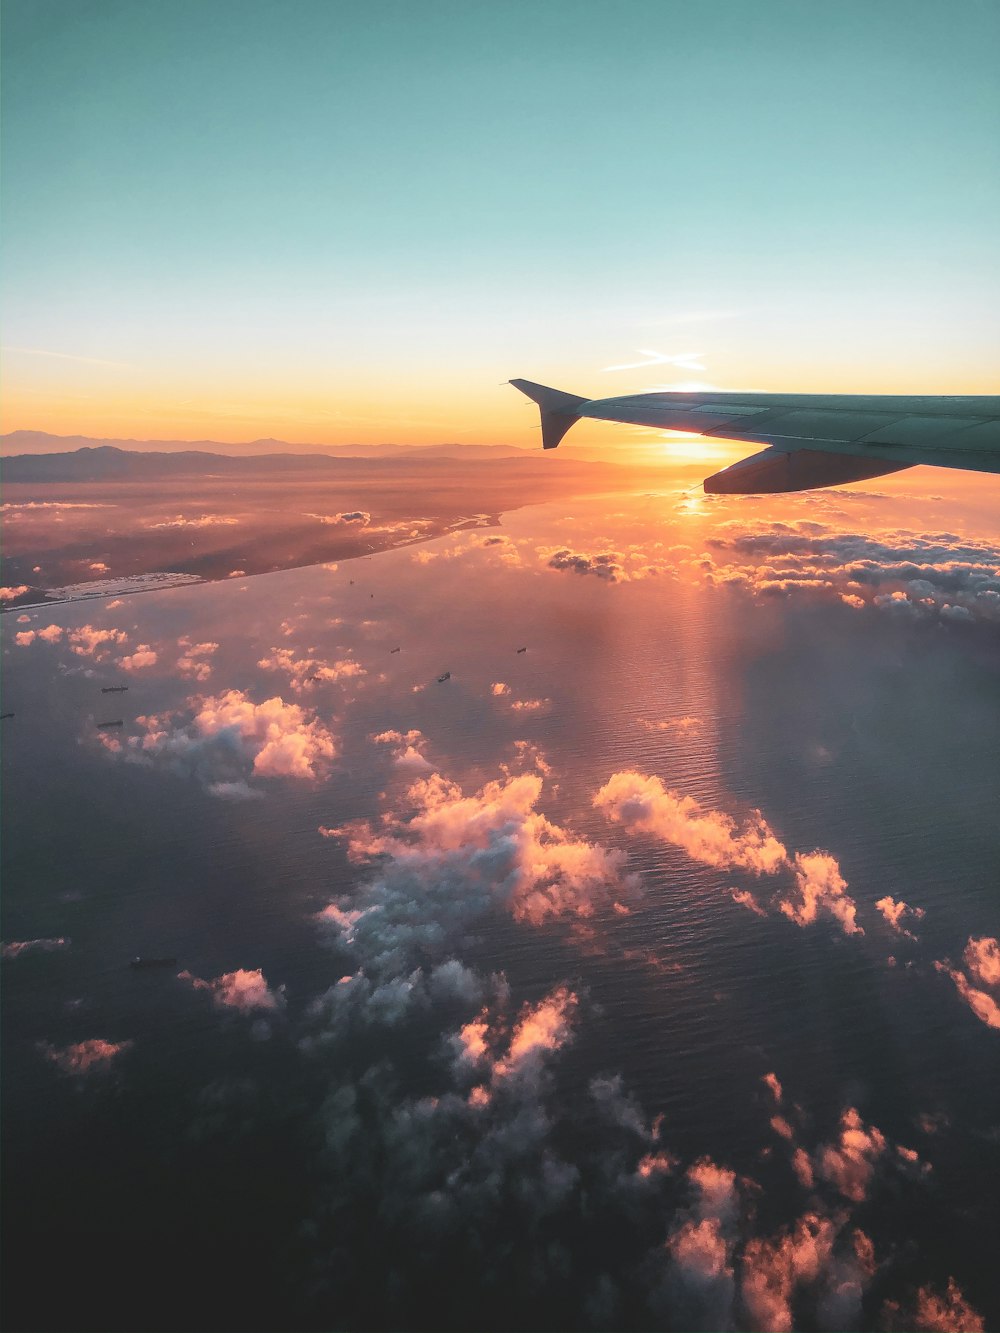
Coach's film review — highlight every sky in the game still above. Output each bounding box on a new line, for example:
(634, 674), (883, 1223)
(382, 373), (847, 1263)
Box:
(2, 0), (999, 449)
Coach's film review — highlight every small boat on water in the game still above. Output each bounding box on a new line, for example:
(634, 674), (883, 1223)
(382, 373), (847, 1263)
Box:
(0, 712), (13, 721)
(437, 671), (451, 683)
(516, 647), (527, 654)
(390, 647), (400, 654)
(102, 685), (129, 694)
(130, 956), (177, 970)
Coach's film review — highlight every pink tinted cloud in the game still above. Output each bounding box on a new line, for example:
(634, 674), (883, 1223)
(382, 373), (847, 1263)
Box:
(812, 1107), (887, 1203)
(594, 771), (786, 875)
(197, 691), (336, 779)
(257, 646), (365, 693)
(13, 623), (63, 647)
(781, 852), (862, 936)
(762, 1072), (783, 1104)
(69, 625), (127, 658)
(334, 770), (630, 926)
(883, 1278), (986, 1333)
(595, 771), (861, 936)
(123, 689), (337, 788)
(119, 644), (157, 671)
(934, 936), (1000, 1031)
(875, 895), (925, 941)
(2, 937), (70, 959)
(179, 967), (285, 1013)
(39, 1037), (133, 1076)
(912, 1278), (985, 1332)
(742, 1216), (875, 1333)
(177, 640), (219, 681)
(371, 728), (433, 771)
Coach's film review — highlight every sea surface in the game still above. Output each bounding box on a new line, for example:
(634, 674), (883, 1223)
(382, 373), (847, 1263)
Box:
(3, 479), (999, 1332)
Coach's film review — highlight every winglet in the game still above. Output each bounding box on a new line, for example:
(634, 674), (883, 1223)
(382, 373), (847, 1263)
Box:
(509, 379), (588, 449)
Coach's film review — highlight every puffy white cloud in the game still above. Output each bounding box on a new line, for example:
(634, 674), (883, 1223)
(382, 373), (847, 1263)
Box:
(13, 623), (63, 647)
(119, 644), (157, 671)
(594, 771), (862, 936)
(319, 771), (631, 955)
(69, 625), (128, 658)
(177, 640), (219, 681)
(371, 728), (433, 771)
(0, 585), (30, 600)
(594, 771), (786, 875)
(111, 688), (337, 791)
(257, 645), (365, 693)
(545, 547), (624, 581)
(701, 523), (1000, 624)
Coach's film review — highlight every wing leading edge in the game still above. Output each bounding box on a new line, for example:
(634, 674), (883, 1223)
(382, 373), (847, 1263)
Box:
(508, 379), (1000, 493)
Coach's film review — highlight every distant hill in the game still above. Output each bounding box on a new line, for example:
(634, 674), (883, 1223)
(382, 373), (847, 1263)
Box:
(1, 444), (561, 483)
(0, 430), (530, 461)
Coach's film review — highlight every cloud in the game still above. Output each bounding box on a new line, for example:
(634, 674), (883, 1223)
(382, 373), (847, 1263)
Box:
(38, 1037), (132, 1077)
(875, 895), (925, 941)
(812, 1107), (887, 1203)
(89, 562), (109, 573)
(12, 623), (64, 647)
(371, 728), (433, 771)
(149, 514), (240, 528)
(177, 640), (219, 681)
(882, 1277), (985, 1332)
(639, 716), (703, 734)
(179, 967), (286, 1014)
(257, 646), (365, 693)
(119, 644), (157, 671)
(2, 937), (70, 959)
(762, 1072), (783, 1104)
(0, 585), (30, 600)
(206, 780), (265, 801)
(69, 625), (128, 658)
(1, 501), (110, 511)
(594, 771), (787, 875)
(546, 548), (625, 582)
(319, 770), (632, 949)
(701, 523), (1000, 624)
(491, 682), (511, 696)
(780, 853), (862, 937)
(594, 771), (861, 936)
(934, 936), (1000, 1031)
(602, 348), (706, 373)
(742, 1215), (875, 1333)
(306, 510), (370, 526)
(113, 688), (337, 791)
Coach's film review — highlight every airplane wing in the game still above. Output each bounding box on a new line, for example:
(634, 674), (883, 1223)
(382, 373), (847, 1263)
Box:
(509, 379), (1000, 493)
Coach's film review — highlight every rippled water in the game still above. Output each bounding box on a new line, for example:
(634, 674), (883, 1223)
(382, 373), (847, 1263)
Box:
(3, 481), (999, 1332)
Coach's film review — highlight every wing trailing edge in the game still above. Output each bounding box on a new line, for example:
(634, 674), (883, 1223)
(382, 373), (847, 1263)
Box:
(702, 448), (912, 494)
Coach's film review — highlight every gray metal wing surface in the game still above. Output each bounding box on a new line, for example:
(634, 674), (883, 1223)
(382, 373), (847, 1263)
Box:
(509, 379), (1000, 493)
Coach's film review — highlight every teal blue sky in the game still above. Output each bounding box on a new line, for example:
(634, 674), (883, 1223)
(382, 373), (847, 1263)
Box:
(2, 0), (998, 443)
